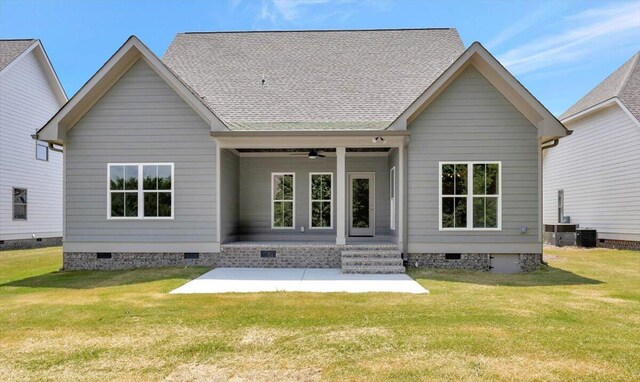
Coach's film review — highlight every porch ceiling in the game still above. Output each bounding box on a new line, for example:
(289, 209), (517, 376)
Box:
(234, 148), (391, 153)
(211, 130), (409, 149)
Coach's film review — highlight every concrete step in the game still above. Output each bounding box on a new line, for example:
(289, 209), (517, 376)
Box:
(341, 250), (402, 259)
(342, 265), (406, 274)
(341, 257), (404, 267)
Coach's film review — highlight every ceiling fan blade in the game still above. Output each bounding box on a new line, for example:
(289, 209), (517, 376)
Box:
(318, 154), (326, 157)
(289, 153), (309, 156)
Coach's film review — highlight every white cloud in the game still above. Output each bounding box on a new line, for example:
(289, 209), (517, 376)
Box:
(252, 0), (387, 23)
(272, 0), (333, 21)
(486, 5), (550, 49)
(497, 2), (640, 75)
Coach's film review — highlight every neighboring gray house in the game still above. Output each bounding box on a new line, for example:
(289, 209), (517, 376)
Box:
(544, 51), (640, 250)
(0, 39), (67, 250)
(36, 29), (568, 273)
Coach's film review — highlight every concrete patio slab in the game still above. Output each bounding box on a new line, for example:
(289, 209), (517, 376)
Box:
(170, 268), (428, 294)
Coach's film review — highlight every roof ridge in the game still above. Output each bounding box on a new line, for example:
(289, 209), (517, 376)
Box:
(616, 51), (640, 97)
(559, 51), (640, 120)
(0, 38), (37, 41)
(179, 28), (455, 35)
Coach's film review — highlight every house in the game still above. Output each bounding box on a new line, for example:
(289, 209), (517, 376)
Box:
(35, 29), (568, 273)
(543, 51), (640, 250)
(0, 39), (67, 250)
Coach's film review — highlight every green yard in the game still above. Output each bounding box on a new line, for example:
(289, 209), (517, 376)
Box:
(0, 246), (638, 381)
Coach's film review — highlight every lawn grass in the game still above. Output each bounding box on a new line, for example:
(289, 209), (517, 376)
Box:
(0, 246), (638, 381)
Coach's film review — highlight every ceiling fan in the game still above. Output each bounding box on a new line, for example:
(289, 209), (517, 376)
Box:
(290, 149), (326, 159)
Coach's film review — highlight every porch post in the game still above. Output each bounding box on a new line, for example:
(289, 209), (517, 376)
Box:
(398, 142), (405, 253)
(336, 147), (346, 245)
(216, 144), (221, 244)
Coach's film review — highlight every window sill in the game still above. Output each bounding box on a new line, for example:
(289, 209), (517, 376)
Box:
(107, 217), (175, 220)
(439, 228), (502, 232)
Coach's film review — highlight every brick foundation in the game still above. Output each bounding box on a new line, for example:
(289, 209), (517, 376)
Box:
(597, 239), (640, 251)
(219, 243), (398, 268)
(0, 236), (62, 251)
(520, 253), (543, 272)
(63, 252), (218, 270)
(219, 245), (339, 268)
(405, 253), (542, 272)
(62, 243), (399, 270)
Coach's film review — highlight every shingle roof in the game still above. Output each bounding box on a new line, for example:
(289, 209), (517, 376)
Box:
(163, 29), (464, 130)
(560, 51), (640, 122)
(0, 39), (36, 71)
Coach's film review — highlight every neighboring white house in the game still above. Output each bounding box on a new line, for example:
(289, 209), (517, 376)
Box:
(36, 30), (568, 273)
(544, 51), (640, 249)
(0, 39), (67, 249)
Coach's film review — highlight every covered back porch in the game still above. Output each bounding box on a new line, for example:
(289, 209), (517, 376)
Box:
(213, 131), (409, 272)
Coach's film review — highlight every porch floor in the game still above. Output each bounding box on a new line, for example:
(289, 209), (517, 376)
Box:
(170, 268), (427, 294)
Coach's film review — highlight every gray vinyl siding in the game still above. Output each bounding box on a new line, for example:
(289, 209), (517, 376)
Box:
(237, 155), (391, 240)
(543, 104), (640, 241)
(0, 50), (63, 240)
(65, 59), (217, 245)
(407, 66), (540, 251)
(220, 149), (239, 242)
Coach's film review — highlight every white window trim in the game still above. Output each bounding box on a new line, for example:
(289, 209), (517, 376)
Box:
(107, 163), (175, 220)
(309, 172), (333, 229)
(36, 141), (49, 161)
(438, 161), (502, 231)
(271, 172), (295, 229)
(12, 187), (27, 221)
(390, 166), (396, 231)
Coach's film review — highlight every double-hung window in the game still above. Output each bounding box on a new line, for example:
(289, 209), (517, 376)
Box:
(108, 163), (174, 219)
(439, 162), (501, 230)
(309, 173), (332, 229)
(272, 173), (295, 228)
(13, 188), (27, 220)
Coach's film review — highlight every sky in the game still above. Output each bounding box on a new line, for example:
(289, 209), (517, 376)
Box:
(1, 0), (639, 116)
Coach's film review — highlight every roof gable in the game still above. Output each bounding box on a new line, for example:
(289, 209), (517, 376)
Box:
(560, 52), (640, 122)
(0, 39), (67, 106)
(0, 39), (34, 71)
(37, 36), (227, 144)
(163, 29), (464, 131)
(388, 42), (569, 141)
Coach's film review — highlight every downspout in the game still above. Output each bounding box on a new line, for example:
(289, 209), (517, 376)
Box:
(541, 129), (573, 152)
(540, 139), (559, 151)
(539, 131), (571, 266)
(48, 143), (63, 153)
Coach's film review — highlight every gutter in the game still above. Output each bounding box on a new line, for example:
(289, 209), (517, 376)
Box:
(31, 133), (63, 153)
(541, 130), (573, 151)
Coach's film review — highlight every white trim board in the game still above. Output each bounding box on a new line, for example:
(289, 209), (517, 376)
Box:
(234, 151), (390, 158)
(388, 42), (569, 142)
(561, 98), (640, 129)
(0, 40), (67, 106)
(407, 242), (541, 254)
(63, 242), (221, 253)
(36, 36), (228, 145)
